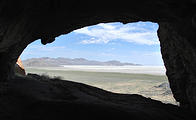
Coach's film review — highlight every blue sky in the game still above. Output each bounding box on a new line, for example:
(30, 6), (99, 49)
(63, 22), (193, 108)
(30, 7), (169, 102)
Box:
(21, 22), (164, 66)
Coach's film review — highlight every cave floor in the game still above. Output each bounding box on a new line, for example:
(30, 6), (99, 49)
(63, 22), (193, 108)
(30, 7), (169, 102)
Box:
(0, 74), (194, 120)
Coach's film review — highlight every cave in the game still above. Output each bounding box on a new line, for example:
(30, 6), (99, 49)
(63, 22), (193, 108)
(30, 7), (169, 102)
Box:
(21, 21), (177, 105)
(1, 0), (196, 119)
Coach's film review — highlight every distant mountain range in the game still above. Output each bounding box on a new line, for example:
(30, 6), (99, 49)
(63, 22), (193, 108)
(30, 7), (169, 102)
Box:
(23, 57), (141, 67)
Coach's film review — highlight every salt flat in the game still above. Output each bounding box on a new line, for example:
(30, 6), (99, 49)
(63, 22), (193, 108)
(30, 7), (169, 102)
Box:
(30, 65), (166, 75)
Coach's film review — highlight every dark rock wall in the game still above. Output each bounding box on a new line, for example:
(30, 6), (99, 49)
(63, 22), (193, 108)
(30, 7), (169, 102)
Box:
(158, 20), (196, 111)
(1, 0), (196, 112)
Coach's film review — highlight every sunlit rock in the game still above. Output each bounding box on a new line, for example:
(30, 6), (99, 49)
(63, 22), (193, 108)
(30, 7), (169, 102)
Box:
(15, 57), (26, 76)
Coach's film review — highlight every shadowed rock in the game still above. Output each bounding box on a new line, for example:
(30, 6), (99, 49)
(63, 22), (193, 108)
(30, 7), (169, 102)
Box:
(0, 74), (194, 120)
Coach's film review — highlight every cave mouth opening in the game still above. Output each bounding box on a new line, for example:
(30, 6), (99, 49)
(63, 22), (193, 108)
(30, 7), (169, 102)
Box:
(20, 21), (177, 105)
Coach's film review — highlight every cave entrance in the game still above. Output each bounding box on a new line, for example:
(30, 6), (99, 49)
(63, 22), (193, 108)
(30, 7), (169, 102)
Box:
(20, 22), (177, 105)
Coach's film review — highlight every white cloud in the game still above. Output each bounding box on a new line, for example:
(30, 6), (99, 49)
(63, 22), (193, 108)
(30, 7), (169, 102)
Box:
(143, 51), (162, 56)
(28, 45), (66, 52)
(74, 22), (159, 45)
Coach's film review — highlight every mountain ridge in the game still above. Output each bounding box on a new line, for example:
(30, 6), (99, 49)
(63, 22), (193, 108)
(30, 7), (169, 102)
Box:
(23, 57), (142, 67)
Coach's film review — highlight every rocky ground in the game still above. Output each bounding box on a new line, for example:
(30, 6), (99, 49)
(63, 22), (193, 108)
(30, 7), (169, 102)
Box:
(0, 74), (195, 120)
(139, 82), (178, 104)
